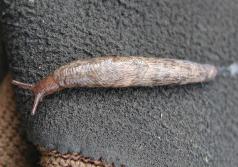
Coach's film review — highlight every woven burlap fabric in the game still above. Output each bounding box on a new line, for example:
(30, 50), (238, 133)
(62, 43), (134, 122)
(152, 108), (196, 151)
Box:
(0, 74), (34, 167)
(39, 147), (115, 167)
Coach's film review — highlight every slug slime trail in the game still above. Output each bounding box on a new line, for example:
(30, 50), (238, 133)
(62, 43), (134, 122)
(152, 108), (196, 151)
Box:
(218, 63), (238, 77)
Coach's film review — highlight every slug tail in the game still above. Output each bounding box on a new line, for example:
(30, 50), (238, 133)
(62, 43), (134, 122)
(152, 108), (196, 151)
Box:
(32, 93), (44, 115)
(12, 80), (34, 90)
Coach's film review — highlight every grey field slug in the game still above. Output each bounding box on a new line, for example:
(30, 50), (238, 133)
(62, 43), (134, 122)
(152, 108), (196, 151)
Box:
(12, 56), (217, 115)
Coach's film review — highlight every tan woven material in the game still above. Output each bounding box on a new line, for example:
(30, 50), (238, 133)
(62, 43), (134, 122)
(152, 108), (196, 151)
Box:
(0, 74), (34, 167)
(39, 147), (117, 167)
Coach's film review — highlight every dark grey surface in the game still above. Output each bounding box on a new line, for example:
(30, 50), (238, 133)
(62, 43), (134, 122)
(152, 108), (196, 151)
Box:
(1, 0), (238, 166)
(0, 44), (8, 83)
(0, 24), (8, 83)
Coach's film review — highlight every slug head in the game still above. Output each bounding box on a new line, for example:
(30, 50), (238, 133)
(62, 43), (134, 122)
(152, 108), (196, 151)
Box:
(12, 75), (61, 115)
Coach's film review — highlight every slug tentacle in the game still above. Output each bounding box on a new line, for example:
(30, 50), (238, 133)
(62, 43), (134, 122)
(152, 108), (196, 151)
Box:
(12, 75), (60, 115)
(12, 56), (218, 115)
(12, 80), (42, 115)
(12, 80), (34, 90)
(32, 93), (44, 115)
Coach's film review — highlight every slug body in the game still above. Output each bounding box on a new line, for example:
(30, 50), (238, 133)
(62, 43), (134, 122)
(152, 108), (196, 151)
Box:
(12, 56), (217, 115)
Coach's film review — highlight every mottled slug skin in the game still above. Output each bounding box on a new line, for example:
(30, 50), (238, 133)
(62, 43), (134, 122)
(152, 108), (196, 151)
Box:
(53, 56), (217, 88)
(12, 56), (218, 114)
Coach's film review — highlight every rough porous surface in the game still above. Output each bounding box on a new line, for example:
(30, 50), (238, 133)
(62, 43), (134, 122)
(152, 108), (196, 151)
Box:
(1, 0), (238, 166)
(0, 31), (8, 83)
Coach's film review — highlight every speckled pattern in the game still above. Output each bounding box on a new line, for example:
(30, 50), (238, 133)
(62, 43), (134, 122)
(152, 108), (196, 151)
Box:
(53, 56), (217, 87)
(1, 0), (238, 166)
(0, 35), (8, 83)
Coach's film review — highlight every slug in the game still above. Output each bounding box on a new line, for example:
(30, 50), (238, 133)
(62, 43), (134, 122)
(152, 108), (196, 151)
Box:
(12, 56), (217, 115)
